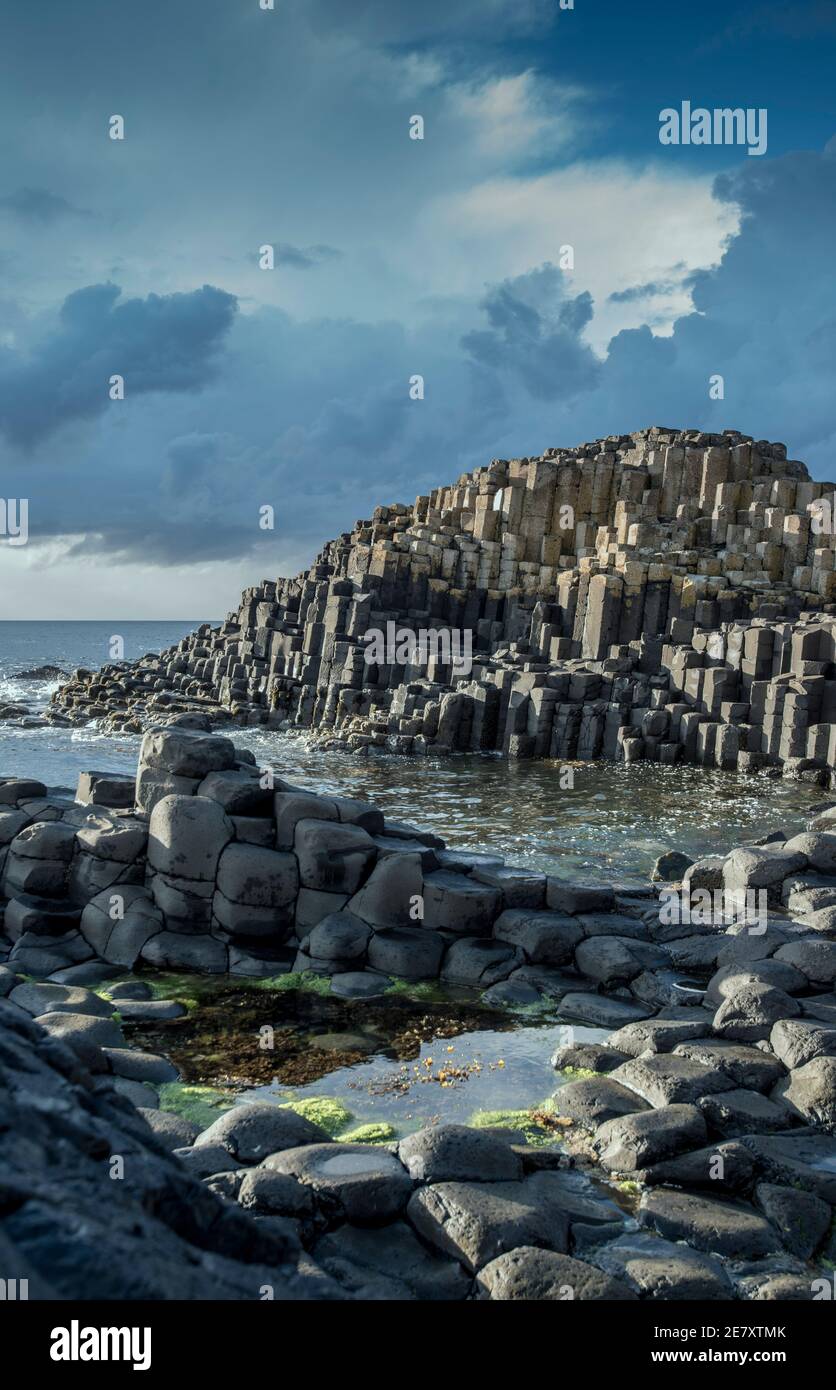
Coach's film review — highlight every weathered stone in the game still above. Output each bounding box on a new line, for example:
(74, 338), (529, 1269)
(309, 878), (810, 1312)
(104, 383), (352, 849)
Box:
(147, 794), (234, 882)
(593, 1104), (707, 1171)
(475, 1246), (635, 1301)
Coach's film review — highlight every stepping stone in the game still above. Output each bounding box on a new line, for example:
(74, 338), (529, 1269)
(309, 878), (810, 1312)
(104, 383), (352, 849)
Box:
(576, 913), (648, 940)
(593, 1104), (707, 1172)
(558, 993), (652, 1028)
(399, 1124), (522, 1183)
(611, 1054), (735, 1107)
(552, 1076), (650, 1130)
(113, 999), (187, 1021)
(330, 971), (392, 999)
(639, 1188), (781, 1258)
(102, 1047), (178, 1083)
(407, 1178), (569, 1274)
(266, 1143), (413, 1223)
(9, 981), (114, 1019)
(591, 1232), (733, 1300)
(608, 1017), (710, 1057)
(638, 1140), (755, 1194)
(475, 1246), (635, 1301)
(672, 1039), (786, 1092)
(194, 1101), (327, 1161)
(698, 1088), (792, 1137)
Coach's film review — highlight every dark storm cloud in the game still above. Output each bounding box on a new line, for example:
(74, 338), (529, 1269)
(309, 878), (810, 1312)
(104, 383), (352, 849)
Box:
(0, 283), (238, 447)
(462, 265), (601, 401)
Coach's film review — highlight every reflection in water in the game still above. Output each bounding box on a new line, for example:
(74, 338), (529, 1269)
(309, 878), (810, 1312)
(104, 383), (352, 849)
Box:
(249, 1019), (611, 1137)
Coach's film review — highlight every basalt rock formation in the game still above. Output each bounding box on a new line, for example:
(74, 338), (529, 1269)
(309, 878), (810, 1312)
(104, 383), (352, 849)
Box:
(51, 427), (836, 775)
(2, 737), (836, 1301)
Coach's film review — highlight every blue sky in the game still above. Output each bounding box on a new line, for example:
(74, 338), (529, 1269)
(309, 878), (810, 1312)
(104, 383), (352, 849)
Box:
(0, 0), (834, 616)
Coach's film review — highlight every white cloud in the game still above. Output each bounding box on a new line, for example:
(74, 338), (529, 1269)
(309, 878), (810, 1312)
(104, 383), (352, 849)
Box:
(416, 161), (741, 350)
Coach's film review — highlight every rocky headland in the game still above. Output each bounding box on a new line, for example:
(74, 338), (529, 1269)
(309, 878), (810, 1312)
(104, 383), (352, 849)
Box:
(46, 427), (836, 781)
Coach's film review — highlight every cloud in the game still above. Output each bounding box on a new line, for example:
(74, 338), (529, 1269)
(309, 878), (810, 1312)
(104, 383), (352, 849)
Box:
(462, 264), (600, 400)
(0, 187), (91, 224)
(271, 243), (342, 270)
(0, 283), (238, 447)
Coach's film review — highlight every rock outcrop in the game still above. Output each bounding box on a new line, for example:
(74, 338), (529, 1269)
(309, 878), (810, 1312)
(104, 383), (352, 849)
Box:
(49, 427), (836, 778)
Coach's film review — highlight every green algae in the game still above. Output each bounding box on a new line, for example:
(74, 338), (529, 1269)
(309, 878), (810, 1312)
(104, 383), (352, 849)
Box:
(158, 1081), (235, 1129)
(338, 1122), (398, 1145)
(279, 1096), (353, 1137)
(556, 1066), (598, 1080)
(468, 1104), (558, 1148)
(256, 971), (332, 997)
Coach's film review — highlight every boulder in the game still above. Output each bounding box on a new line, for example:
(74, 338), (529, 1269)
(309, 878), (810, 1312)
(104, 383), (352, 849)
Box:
(194, 1102), (328, 1162)
(492, 909), (583, 965)
(475, 1246), (635, 1301)
(398, 1124), (522, 1183)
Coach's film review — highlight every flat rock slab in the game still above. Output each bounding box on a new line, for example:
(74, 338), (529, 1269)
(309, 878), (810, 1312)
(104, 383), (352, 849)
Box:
(329, 971), (392, 999)
(558, 993), (653, 1028)
(475, 1245), (635, 1301)
(607, 1017), (710, 1057)
(407, 1178), (570, 1273)
(593, 1104), (707, 1172)
(9, 981), (114, 1018)
(639, 1188), (780, 1258)
(101, 1046), (178, 1084)
(591, 1232), (733, 1300)
(576, 912), (649, 940)
(112, 999), (187, 1021)
(672, 1039), (786, 1092)
(266, 1143), (413, 1224)
(611, 1054), (736, 1107)
(698, 1087), (793, 1137)
(34, 1009), (125, 1052)
(552, 1076), (650, 1129)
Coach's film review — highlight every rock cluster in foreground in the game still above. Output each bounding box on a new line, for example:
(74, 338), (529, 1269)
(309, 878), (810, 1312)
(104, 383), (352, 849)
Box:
(49, 427), (836, 778)
(1, 725), (836, 1298)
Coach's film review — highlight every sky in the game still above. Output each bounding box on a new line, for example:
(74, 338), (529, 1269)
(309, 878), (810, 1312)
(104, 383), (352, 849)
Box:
(0, 0), (835, 618)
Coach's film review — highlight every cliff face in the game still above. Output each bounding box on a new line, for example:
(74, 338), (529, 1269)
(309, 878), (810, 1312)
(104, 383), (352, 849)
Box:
(52, 426), (836, 777)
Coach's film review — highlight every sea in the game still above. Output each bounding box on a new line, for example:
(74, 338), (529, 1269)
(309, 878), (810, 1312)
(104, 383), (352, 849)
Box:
(0, 619), (829, 883)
